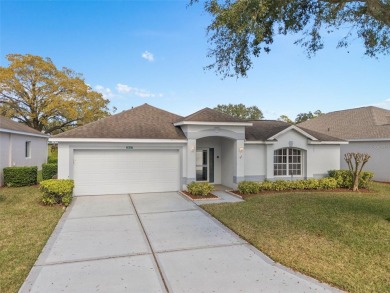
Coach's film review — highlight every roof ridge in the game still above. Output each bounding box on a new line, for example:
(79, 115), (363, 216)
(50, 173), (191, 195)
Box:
(180, 107), (245, 122)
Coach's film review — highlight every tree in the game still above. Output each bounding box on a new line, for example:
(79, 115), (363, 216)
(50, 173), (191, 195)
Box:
(295, 110), (323, 123)
(0, 54), (110, 134)
(278, 115), (294, 124)
(192, 0), (390, 78)
(214, 103), (263, 119)
(344, 152), (371, 191)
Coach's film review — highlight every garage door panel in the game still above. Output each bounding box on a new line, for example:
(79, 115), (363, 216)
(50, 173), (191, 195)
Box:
(73, 149), (180, 195)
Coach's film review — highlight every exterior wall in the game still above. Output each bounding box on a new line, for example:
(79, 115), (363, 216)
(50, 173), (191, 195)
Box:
(221, 138), (235, 188)
(244, 129), (341, 182)
(341, 141), (390, 182)
(307, 145), (340, 178)
(0, 132), (48, 186)
(266, 130), (308, 180)
(244, 144), (266, 181)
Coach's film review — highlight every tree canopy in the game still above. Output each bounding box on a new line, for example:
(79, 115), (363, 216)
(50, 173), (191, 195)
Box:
(278, 110), (323, 124)
(295, 110), (323, 123)
(192, 0), (390, 78)
(0, 54), (110, 134)
(214, 103), (263, 119)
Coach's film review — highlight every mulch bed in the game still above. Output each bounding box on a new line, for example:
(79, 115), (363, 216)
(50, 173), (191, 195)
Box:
(231, 188), (373, 199)
(181, 191), (219, 200)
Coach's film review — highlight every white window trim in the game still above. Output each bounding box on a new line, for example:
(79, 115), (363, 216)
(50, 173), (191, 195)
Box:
(273, 148), (303, 177)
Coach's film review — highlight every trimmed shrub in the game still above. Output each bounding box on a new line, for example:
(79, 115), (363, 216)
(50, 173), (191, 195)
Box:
(47, 157), (58, 164)
(40, 179), (74, 206)
(328, 170), (374, 189)
(42, 163), (58, 180)
(238, 181), (260, 194)
(237, 178), (339, 195)
(258, 181), (273, 191)
(187, 182), (214, 196)
(318, 177), (338, 189)
(3, 166), (38, 187)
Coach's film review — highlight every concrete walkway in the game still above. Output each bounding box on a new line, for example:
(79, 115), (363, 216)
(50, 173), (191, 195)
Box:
(20, 192), (341, 293)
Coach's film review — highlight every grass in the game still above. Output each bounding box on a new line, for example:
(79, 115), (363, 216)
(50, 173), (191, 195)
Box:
(202, 182), (390, 293)
(0, 186), (64, 293)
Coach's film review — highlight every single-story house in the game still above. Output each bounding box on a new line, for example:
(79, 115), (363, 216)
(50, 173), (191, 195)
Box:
(0, 116), (49, 186)
(299, 106), (390, 182)
(52, 104), (346, 195)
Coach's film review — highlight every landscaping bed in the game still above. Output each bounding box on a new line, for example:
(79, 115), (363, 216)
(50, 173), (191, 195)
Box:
(0, 186), (64, 293)
(202, 182), (390, 293)
(232, 187), (373, 199)
(181, 190), (219, 200)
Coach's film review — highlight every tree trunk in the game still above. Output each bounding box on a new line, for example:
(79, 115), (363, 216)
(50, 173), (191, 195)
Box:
(352, 172), (359, 192)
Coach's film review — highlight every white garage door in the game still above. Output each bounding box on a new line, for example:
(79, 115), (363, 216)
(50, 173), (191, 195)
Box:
(73, 149), (180, 195)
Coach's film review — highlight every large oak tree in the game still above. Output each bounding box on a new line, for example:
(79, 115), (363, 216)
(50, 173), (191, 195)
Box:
(0, 54), (110, 134)
(192, 0), (390, 78)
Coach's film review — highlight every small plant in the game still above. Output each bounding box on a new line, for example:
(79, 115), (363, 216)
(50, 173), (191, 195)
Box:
(42, 163), (58, 180)
(187, 182), (214, 196)
(3, 166), (38, 187)
(40, 179), (74, 207)
(238, 181), (260, 194)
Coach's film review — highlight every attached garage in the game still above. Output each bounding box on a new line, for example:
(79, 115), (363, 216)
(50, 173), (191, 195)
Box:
(73, 149), (180, 195)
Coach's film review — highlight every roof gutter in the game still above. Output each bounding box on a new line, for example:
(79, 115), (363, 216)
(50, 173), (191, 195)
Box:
(308, 141), (349, 145)
(0, 128), (49, 138)
(49, 138), (188, 143)
(174, 121), (253, 127)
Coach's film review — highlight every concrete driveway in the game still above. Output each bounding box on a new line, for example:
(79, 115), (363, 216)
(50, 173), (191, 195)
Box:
(21, 192), (340, 292)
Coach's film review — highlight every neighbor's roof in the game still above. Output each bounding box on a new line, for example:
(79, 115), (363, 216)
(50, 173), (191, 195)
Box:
(298, 106), (390, 140)
(177, 107), (246, 123)
(0, 116), (48, 137)
(54, 104), (186, 139)
(245, 120), (343, 141)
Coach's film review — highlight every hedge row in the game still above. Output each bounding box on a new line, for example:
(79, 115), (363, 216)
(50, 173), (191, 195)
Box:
(3, 166), (37, 187)
(187, 182), (214, 196)
(328, 170), (373, 189)
(238, 178), (338, 195)
(40, 179), (74, 207)
(42, 163), (58, 180)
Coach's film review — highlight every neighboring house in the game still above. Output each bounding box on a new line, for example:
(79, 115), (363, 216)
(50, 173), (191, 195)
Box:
(52, 104), (345, 195)
(0, 116), (49, 186)
(299, 106), (390, 182)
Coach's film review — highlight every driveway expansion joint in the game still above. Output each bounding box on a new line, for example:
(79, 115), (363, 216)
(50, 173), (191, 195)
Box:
(37, 252), (154, 267)
(129, 193), (170, 293)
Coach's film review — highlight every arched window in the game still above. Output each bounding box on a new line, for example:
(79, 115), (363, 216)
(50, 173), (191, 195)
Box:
(274, 148), (302, 176)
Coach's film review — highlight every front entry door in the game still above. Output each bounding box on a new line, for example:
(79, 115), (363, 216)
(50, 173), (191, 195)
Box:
(196, 149), (208, 181)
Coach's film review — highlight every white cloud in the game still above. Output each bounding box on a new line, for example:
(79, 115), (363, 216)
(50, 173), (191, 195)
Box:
(94, 85), (114, 99)
(116, 83), (163, 98)
(141, 51), (154, 62)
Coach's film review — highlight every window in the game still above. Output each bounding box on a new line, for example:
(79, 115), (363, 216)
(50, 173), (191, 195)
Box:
(25, 141), (31, 158)
(274, 148), (302, 176)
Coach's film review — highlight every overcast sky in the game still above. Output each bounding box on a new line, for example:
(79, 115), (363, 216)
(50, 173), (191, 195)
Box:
(1, 0), (389, 119)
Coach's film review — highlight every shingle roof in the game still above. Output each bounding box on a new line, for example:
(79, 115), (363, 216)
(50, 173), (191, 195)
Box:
(0, 116), (47, 136)
(298, 106), (390, 140)
(178, 107), (246, 123)
(245, 120), (343, 141)
(54, 104), (186, 139)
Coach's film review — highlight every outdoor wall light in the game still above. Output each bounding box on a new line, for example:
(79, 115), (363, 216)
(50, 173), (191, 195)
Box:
(239, 147), (244, 153)
(191, 146), (195, 152)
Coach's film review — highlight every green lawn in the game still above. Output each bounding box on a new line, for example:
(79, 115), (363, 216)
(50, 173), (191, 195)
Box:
(0, 186), (64, 293)
(202, 182), (390, 293)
